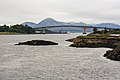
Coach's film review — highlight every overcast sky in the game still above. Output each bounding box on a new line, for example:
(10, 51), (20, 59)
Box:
(0, 0), (120, 25)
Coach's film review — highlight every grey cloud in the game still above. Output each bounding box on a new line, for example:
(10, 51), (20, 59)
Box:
(0, 0), (120, 25)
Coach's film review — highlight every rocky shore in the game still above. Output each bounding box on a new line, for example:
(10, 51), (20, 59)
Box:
(104, 44), (120, 61)
(66, 38), (119, 48)
(15, 40), (58, 46)
(66, 29), (120, 61)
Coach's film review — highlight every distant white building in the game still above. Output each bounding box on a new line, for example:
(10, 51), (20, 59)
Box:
(35, 30), (43, 34)
(35, 29), (46, 34)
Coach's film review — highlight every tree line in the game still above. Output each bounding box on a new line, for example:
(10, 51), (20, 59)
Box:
(0, 24), (35, 34)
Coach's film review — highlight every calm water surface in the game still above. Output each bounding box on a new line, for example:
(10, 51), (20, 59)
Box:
(0, 33), (120, 80)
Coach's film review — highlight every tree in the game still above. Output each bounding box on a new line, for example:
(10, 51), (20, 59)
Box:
(0, 24), (35, 34)
(104, 27), (107, 33)
(9, 24), (35, 34)
(0, 24), (9, 32)
(93, 27), (98, 33)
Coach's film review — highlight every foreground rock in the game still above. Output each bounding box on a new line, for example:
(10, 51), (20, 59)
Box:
(104, 45), (120, 61)
(16, 40), (58, 46)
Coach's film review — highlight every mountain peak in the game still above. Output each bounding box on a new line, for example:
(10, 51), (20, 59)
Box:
(37, 18), (62, 27)
(45, 18), (55, 20)
(42, 18), (56, 22)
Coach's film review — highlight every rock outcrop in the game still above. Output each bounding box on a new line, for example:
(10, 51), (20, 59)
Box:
(104, 45), (120, 61)
(66, 38), (119, 48)
(66, 36), (120, 61)
(16, 40), (58, 46)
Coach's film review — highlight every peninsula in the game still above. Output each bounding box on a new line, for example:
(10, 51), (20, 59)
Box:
(66, 28), (120, 61)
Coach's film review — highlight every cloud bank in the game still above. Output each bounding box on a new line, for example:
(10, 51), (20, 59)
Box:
(0, 0), (120, 24)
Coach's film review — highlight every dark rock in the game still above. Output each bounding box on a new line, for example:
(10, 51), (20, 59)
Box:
(66, 36), (120, 61)
(104, 46), (120, 61)
(68, 38), (117, 48)
(15, 40), (58, 46)
(65, 38), (76, 42)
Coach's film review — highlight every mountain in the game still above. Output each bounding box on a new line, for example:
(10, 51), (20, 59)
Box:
(36, 18), (91, 27)
(37, 18), (64, 27)
(72, 22), (90, 26)
(21, 18), (120, 29)
(21, 18), (89, 28)
(22, 22), (37, 28)
(95, 23), (120, 28)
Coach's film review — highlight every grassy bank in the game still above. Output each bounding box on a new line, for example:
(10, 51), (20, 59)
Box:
(0, 32), (22, 35)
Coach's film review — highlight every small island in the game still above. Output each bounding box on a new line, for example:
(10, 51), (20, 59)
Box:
(16, 40), (58, 46)
(66, 28), (120, 61)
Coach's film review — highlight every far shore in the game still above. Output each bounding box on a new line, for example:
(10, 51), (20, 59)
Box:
(0, 32), (22, 35)
(0, 32), (89, 35)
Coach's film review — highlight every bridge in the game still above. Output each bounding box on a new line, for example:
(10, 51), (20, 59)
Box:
(34, 25), (112, 34)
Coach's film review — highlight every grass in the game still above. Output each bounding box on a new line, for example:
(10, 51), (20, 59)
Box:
(0, 32), (22, 35)
(77, 31), (120, 40)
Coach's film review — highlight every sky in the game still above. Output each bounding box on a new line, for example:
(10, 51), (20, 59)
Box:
(0, 0), (120, 25)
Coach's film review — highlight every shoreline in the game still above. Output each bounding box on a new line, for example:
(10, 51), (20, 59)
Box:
(0, 32), (90, 36)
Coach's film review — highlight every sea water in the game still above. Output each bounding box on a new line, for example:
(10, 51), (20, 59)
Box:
(0, 33), (120, 80)
(49, 27), (93, 33)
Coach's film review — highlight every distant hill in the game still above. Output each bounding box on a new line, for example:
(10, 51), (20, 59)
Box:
(36, 18), (64, 27)
(21, 18), (120, 28)
(22, 22), (37, 28)
(21, 18), (90, 28)
(94, 23), (120, 28)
